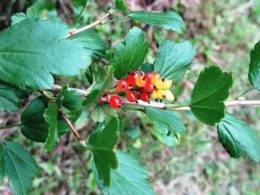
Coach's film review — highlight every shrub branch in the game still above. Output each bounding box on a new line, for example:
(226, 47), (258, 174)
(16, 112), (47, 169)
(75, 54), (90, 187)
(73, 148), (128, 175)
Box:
(67, 11), (113, 38)
(51, 84), (260, 111)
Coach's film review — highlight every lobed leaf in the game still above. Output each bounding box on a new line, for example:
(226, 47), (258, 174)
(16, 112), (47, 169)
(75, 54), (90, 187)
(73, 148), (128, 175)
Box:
(129, 11), (185, 33)
(190, 66), (233, 125)
(0, 82), (22, 112)
(44, 103), (59, 152)
(151, 128), (180, 148)
(94, 151), (154, 195)
(88, 117), (120, 186)
(84, 65), (114, 106)
(57, 86), (83, 122)
(145, 107), (186, 134)
(0, 142), (39, 195)
(115, 0), (129, 13)
(21, 97), (68, 142)
(248, 41), (260, 90)
(217, 114), (260, 162)
(154, 40), (195, 81)
(70, 29), (108, 59)
(91, 104), (118, 123)
(0, 18), (90, 90)
(113, 27), (148, 79)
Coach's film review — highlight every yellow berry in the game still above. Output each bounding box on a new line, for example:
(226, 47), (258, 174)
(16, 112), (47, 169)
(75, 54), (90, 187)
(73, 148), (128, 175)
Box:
(164, 90), (175, 101)
(154, 79), (164, 89)
(162, 80), (173, 90)
(135, 75), (146, 87)
(157, 89), (165, 99)
(151, 90), (159, 99)
(151, 73), (160, 84)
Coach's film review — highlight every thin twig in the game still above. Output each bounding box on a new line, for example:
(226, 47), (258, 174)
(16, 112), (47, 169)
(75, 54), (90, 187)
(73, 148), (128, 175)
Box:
(224, 100), (260, 107)
(235, 86), (254, 99)
(52, 84), (91, 96)
(41, 89), (82, 141)
(60, 111), (82, 141)
(67, 12), (112, 38)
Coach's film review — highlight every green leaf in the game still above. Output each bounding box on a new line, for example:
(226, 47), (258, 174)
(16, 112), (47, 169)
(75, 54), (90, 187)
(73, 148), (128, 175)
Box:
(141, 63), (154, 73)
(94, 151), (154, 195)
(248, 41), (260, 90)
(115, 0), (129, 13)
(0, 18), (90, 90)
(11, 13), (27, 25)
(58, 86), (83, 122)
(21, 97), (50, 142)
(11, 7), (39, 25)
(145, 107), (186, 134)
(217, 114), (260, 162)
(88, 117), (120, 186)
(154, 40), (195, 81)
(113, 27), (148, 79)
(44, 103), (59, 152)
(21, 97), (68, 142)
(0, 82), (22, 112)
(84, 66), (113, 106)
(129, 11), (185, 33)
(91, 104), (118, 123)
(1, 142), (39, 195)
(126, 127), (141, 140)
(190, 66), (233, 125)
(151, 128), (180, 147)
(71, 29), (108, 59)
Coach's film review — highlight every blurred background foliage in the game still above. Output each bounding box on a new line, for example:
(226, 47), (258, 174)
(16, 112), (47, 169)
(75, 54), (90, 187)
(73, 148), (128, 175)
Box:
(0, 0), (260, 194)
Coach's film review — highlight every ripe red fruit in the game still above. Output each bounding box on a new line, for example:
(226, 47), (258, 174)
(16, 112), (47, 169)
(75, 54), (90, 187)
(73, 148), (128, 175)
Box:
(144, 72), (153, 83)
(145, 82), (155, 93)
(109, 95), (122, 108)
(117, 80), (128, 92)
(140, 92), (150, 102)
(126, 91), (138, 102)
(126, 71), (141, 86)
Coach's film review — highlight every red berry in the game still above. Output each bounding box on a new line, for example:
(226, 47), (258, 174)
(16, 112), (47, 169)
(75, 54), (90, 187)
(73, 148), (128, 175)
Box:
(109, 95), (122, 108)
(144, 72), (153, 83)
(126, 91), (138, 102)
(117, 80), (128, 92)
(144, 82), (155, 93)
(126, 71), (141, 86)
(140, 92), (150, 102)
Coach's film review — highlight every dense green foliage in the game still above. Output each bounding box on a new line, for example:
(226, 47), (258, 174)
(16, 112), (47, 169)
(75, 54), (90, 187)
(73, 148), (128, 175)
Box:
(0, 0), (259, 194)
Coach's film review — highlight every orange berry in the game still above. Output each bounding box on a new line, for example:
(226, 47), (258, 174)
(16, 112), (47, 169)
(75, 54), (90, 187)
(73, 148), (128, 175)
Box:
(151, 73), (160, 84)
(135, 75), (146, 87)
(117, 80), (128, 92)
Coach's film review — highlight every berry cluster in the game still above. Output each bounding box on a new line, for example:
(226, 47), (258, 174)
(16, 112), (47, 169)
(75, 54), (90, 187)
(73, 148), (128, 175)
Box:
(108, 71), (175, 108)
